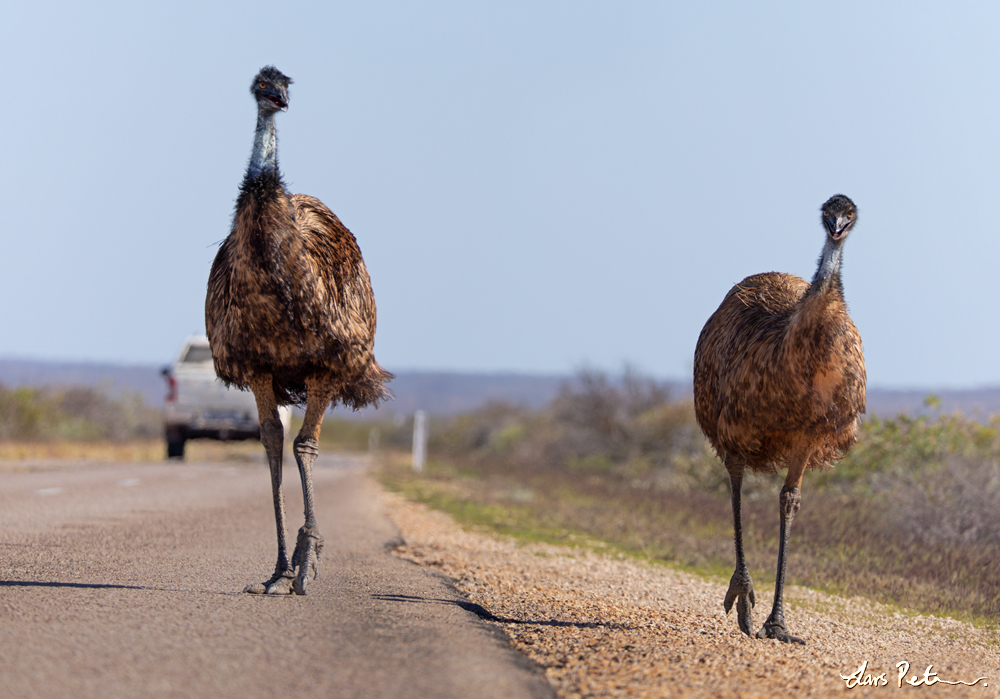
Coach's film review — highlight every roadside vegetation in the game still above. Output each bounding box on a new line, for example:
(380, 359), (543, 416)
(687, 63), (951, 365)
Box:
(0, 383), (162, 460)
(4, 374), (998, 624)
(375, 370), (1000, 626)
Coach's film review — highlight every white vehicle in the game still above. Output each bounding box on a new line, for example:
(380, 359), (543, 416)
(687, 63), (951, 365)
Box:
(162, 336), (289, 459)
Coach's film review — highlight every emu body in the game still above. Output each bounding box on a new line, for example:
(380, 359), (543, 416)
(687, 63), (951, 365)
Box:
(206, 66), (391, 595)
(693, 194), (865, 643)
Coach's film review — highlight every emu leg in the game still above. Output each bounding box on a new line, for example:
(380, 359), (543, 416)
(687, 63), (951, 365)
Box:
(757, 460), (806, 644)
(289, 377), (334, 595)
(723, 459), (755, 636)
(245, 376), (295, 595)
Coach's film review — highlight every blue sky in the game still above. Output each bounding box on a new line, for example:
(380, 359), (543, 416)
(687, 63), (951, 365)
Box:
(2, 2), (998, 388)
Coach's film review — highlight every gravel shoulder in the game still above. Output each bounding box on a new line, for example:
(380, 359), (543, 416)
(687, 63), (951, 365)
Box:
(380, 489), (1000, 698)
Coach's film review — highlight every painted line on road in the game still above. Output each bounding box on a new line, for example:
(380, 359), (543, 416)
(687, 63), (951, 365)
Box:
(33, 487), (63, 496)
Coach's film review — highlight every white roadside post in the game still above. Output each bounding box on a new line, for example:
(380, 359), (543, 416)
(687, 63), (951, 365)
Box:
(412, 410), (428, 473)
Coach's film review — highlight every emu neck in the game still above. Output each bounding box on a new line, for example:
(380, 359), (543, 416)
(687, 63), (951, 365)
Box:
(247, 110), (279, 179)
(784, 236), (849, 367)
(808, 237), (845, 299)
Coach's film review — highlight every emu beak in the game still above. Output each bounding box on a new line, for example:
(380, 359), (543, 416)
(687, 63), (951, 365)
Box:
(824, 214), (853, 240)
(258, 89), (288, 112)
(824, 215), (837, 236)
(832, 216), (853, 240)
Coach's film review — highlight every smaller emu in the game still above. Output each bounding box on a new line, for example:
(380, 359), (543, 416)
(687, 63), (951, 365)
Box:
(693, 195), (866, 644)
(206, 66), (392, 595)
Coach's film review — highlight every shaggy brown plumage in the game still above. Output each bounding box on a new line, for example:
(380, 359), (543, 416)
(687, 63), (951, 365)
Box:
(205, 65), (392, 596)
(693, 194), (865, 643)
(206, 171), (392, 409)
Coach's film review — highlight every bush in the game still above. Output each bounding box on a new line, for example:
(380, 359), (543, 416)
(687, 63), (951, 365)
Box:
(0, 384), (161, 442)
(434, 368), (709, 482)
(882, 455), (1000, 547)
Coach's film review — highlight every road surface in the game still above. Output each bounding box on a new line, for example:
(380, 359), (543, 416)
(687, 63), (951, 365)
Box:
(0, 454), (553, 699)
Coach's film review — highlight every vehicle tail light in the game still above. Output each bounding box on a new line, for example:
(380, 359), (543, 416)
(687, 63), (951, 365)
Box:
(165, 374), (177, 402)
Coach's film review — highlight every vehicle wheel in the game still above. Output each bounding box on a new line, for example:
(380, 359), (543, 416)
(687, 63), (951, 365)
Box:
(166, 428), (186, 460)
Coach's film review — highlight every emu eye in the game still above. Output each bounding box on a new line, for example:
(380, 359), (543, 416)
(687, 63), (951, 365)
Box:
(258, 82), (266, 89)
(847, 212), (854, 218)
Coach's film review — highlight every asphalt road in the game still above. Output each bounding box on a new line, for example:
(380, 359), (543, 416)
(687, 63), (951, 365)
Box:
(0, 454), (553, 699)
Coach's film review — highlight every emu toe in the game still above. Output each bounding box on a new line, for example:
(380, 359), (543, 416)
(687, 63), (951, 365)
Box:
(291, 525), (324, 595)
(244, 570), (296, 595)
(723, 569), (756, 637)
(756, 615), (805, 645)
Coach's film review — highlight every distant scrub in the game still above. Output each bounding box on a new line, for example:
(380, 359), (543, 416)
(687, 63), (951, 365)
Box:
(436, 368), (706, 468)
(0, 384), (161, 442)
(381, 369), (1000, 622)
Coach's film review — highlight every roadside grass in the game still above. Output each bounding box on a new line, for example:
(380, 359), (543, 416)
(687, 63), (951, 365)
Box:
(0, 384), (164, 463)
(0, 382), (269, 464)
(373, 370), (1000, 629)
(377, 453), (736, 585)
(0, 384), (160, 442)
(0, 440), (164, 463)
(376, 452), (1000, 628)
(0, 438), (268, 464)
(0, 414), (392, 465)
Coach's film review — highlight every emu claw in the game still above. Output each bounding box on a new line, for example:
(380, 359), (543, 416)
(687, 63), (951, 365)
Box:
(723, 569), (756, 637)
(291, 526), (324, 595)
(756, 615), (805, 645)
(244, 571), (295, 595)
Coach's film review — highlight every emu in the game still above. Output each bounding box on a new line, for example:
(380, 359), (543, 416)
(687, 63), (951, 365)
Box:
(206, 66), (392, 595)
(693, 194), (866, 643)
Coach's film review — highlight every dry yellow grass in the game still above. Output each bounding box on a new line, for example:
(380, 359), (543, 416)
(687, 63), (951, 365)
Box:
(0, 439), (266, 465)
(0, 440), (163, 462)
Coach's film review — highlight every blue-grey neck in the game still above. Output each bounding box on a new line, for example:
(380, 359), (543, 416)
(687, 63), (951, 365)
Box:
(247, 110), (278, 179)
(810, 236), (844, 294)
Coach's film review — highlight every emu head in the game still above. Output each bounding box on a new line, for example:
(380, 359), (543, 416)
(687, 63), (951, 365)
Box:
(821, 194), (857, 242)
(251, 66), (293, 113)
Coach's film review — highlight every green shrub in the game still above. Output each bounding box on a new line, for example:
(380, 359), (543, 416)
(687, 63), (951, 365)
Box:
(0, 384), (161, 442)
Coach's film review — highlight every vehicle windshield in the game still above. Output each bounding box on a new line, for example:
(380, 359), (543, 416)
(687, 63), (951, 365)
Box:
(182, 345), (214, 363)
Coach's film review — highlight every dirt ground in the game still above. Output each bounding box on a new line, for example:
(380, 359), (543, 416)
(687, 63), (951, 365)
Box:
(381, 489), (1000, 698)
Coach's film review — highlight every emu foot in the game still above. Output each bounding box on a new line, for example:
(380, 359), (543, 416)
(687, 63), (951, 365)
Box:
(291, 525), (324, 595)
(756, 614), (805, 645)
(244, 569), (295, 595)
(723, 569), (756, 637)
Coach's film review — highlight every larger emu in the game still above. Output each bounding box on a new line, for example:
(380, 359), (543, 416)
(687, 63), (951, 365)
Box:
(206, 66), (392, 595)
(693, 194), (866, 643)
